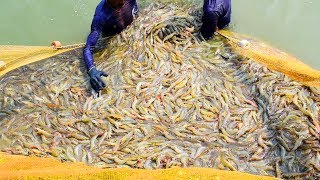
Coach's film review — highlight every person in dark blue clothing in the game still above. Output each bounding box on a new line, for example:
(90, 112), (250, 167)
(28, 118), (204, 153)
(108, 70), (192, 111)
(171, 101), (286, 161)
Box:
(84, 0), (231, 93)
(200, 0), (231, 40)
(83, 0), (138, 93)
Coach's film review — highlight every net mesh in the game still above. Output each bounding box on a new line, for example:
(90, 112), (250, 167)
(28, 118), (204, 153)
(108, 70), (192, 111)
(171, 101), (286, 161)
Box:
(0, 45), (77, 78)
(217, 30), (320, 87)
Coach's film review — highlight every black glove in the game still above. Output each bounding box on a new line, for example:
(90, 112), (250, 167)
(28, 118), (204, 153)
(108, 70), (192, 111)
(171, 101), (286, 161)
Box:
(88, 67), (108, 92)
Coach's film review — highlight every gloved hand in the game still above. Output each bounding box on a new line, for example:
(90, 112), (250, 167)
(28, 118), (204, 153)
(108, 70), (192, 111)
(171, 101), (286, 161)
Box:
(200, 11), (219, 40)
(88, 67), (108, 93)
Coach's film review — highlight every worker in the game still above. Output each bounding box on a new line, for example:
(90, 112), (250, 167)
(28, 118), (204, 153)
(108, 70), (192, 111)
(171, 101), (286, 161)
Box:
(200, 0), (231, 40)
(83, 0), (138, 93)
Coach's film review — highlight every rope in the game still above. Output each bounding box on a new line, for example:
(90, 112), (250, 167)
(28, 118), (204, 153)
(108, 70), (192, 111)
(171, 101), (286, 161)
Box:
(0, 37), (111, 77)
(51, 37), (109, 50)
(215, 31), (246, 48)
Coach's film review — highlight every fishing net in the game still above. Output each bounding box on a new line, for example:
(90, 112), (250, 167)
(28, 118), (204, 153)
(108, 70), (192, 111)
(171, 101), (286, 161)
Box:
(0, 45), (77, 78)
(217, 30), (320, 87)
(0, 3), (319, 179)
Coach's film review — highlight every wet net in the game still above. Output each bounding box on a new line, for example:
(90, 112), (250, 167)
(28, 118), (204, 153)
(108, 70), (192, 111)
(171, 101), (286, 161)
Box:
(0, 3), (319, 179)
(0, 45), (77, 78)
(217, 30), (320, 87)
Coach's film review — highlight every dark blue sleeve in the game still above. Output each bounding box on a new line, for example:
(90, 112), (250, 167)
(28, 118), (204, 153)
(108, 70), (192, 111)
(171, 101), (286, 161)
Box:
(201, 11), (219, 40)
(83, 16), (104, 71)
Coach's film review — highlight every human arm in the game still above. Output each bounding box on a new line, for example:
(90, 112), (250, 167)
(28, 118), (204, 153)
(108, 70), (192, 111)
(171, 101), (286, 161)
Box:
(83, 16), (108, 92)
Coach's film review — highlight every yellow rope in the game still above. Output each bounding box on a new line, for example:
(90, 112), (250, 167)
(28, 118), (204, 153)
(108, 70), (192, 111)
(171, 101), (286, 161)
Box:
(56, 37), (109, 50)
(59, 43), (86, 49)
